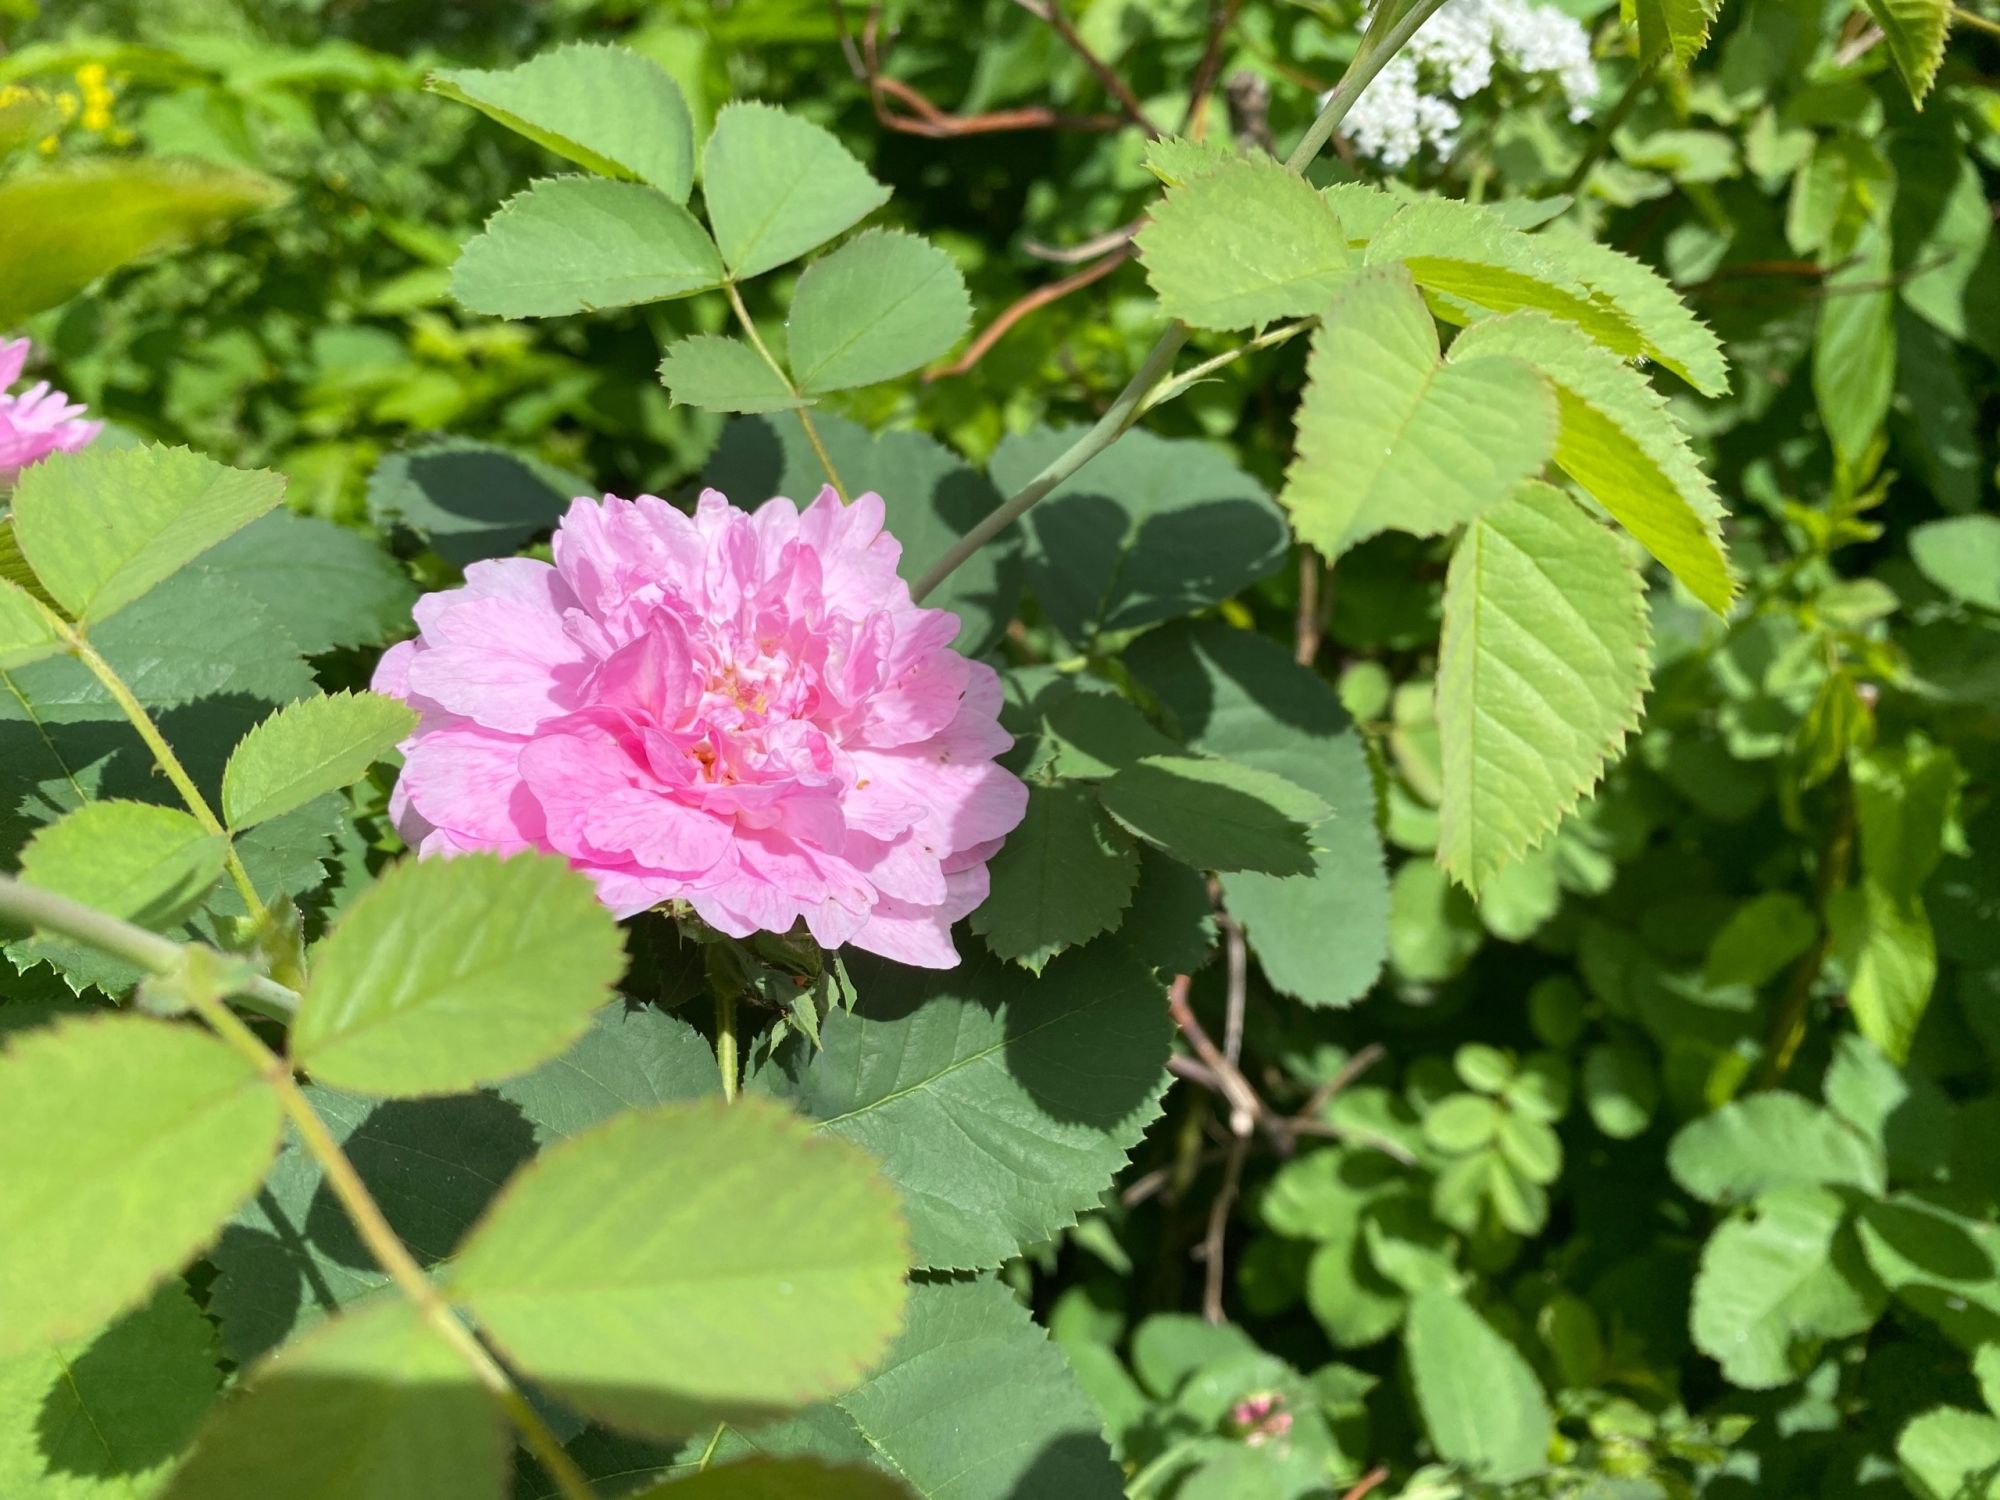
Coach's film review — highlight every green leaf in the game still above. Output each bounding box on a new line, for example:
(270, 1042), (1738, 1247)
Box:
(429, 43), (695, 199)
(1581, 1041), (1659, 1139)
(1824, 1033), (1954, 1184)
(0, 1015), (283, 1357)
(1099, 754), (1322, 875)
(1863, 0), (1950, 103)
(190, 511), (416, 656)
(1135, 153), (1352, 329)
(1911, 514), (2000, 612)
(1690, 1186), (1886, 1389)
(701, 101), (891, 280)
(451, 176), (725, 318)
(1704, 891), (1818, 988)
(690, 1277), (1122, 1500)
(211, 1005), (717, 1363)
(1853, 738), (1961, 903)
(1039, 692), (1181, 780)
(1281, 266), (1557, 561)
(16, 801), (224, 928)
(0, 158), (284, 326)
(1631, 0), (1722, 67)
(0, 576), (63, 672)
(366, 439), (591, 572)
(1365, 198), (1645, 357)
(1667, 1093), (1885, 1205)
(1125, 622), (1389, 1010)
(1528, 229), (1730, 395)
(1814, 222), (1897, 469)
(448, 1096), (908, 1437)
(222, 692), (415, 831)
(1859, 1195), (2000, 1349)
(0, 86), (61, 155)
(658, 334), (805, 413)
(0, 1284), (219, 1500)
(1436, 482), (1650, 892)
(766, 940), (1170, 1270)
(1449, 313), (1736, 613)
(1829, 881), (1937, 1065)
(988, 426), (1287, 643)
(1406, 1287), (1552, 1483)
(290, 852), (627, 1097)
(703, 412), (1020, 656)
(11, 445), (285, 626)
(971, 781), (1139, 972)
(1140, 133), (1243, 187)
(1900, 1407), (2000, 1500)
(785, 230), (970, 393)
(631, 1459), (915, 1500)
(160, 1300), (505, 1500)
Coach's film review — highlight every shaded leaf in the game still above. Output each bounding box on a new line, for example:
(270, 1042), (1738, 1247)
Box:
(766, 940), (1170, 1271)
(161, 1300), (504, 1500)
(367, 440), (591, 572)
(989, 426), (1286, 644)
(971, 781), (1139, 972)
(1098, 754), (1321, 876)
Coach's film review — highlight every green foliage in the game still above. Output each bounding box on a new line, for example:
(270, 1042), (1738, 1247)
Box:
(1135, 154), (1353, 329)
(0, 1016), (282, 1356)
(428, 44), (696, 200)
(699, 101), (889, 280)
(162, 1300), (504, 1500)
(0, 1283), (219, 1500)
(0, 9), (1995, 1500)
(784, 230), (970, 393)
(1281, 266), (1556, 560)
(765, 941), (1169, 1270)
(11, 444), (285, 625)
(290, 853), (627, 1096)
(451, 177), (724, 318)
(1436, 482), (1649, 891)
(1405, 1287), (1553, 1482)
(0, 158), (284, 325)
(222, 692), (414, 831)
(448, 1096), (909, 1436)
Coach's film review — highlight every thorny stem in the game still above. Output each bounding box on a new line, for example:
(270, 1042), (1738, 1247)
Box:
(0, 874), (599, 1500)
(715, 988), (740, 1102)
(721, 281), (848, 501)
(1952, 5), (2000, 38)
(912, 2), (1445, 603)
(69, 633), (267, 921)
(1135, 318), (1313, 416)
(1760, 768), (1858, 1087)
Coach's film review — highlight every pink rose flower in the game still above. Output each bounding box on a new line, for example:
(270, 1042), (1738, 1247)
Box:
(0, 338), (102, 485)
(374, 486), (1028, 968)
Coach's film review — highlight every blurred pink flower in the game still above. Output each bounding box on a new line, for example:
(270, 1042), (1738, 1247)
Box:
(374, 486), (1027, 967)
(0, 339), (102, 485)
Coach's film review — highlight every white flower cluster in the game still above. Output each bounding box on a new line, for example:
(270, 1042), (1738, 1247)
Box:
(1343, 0), (1600, 169)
